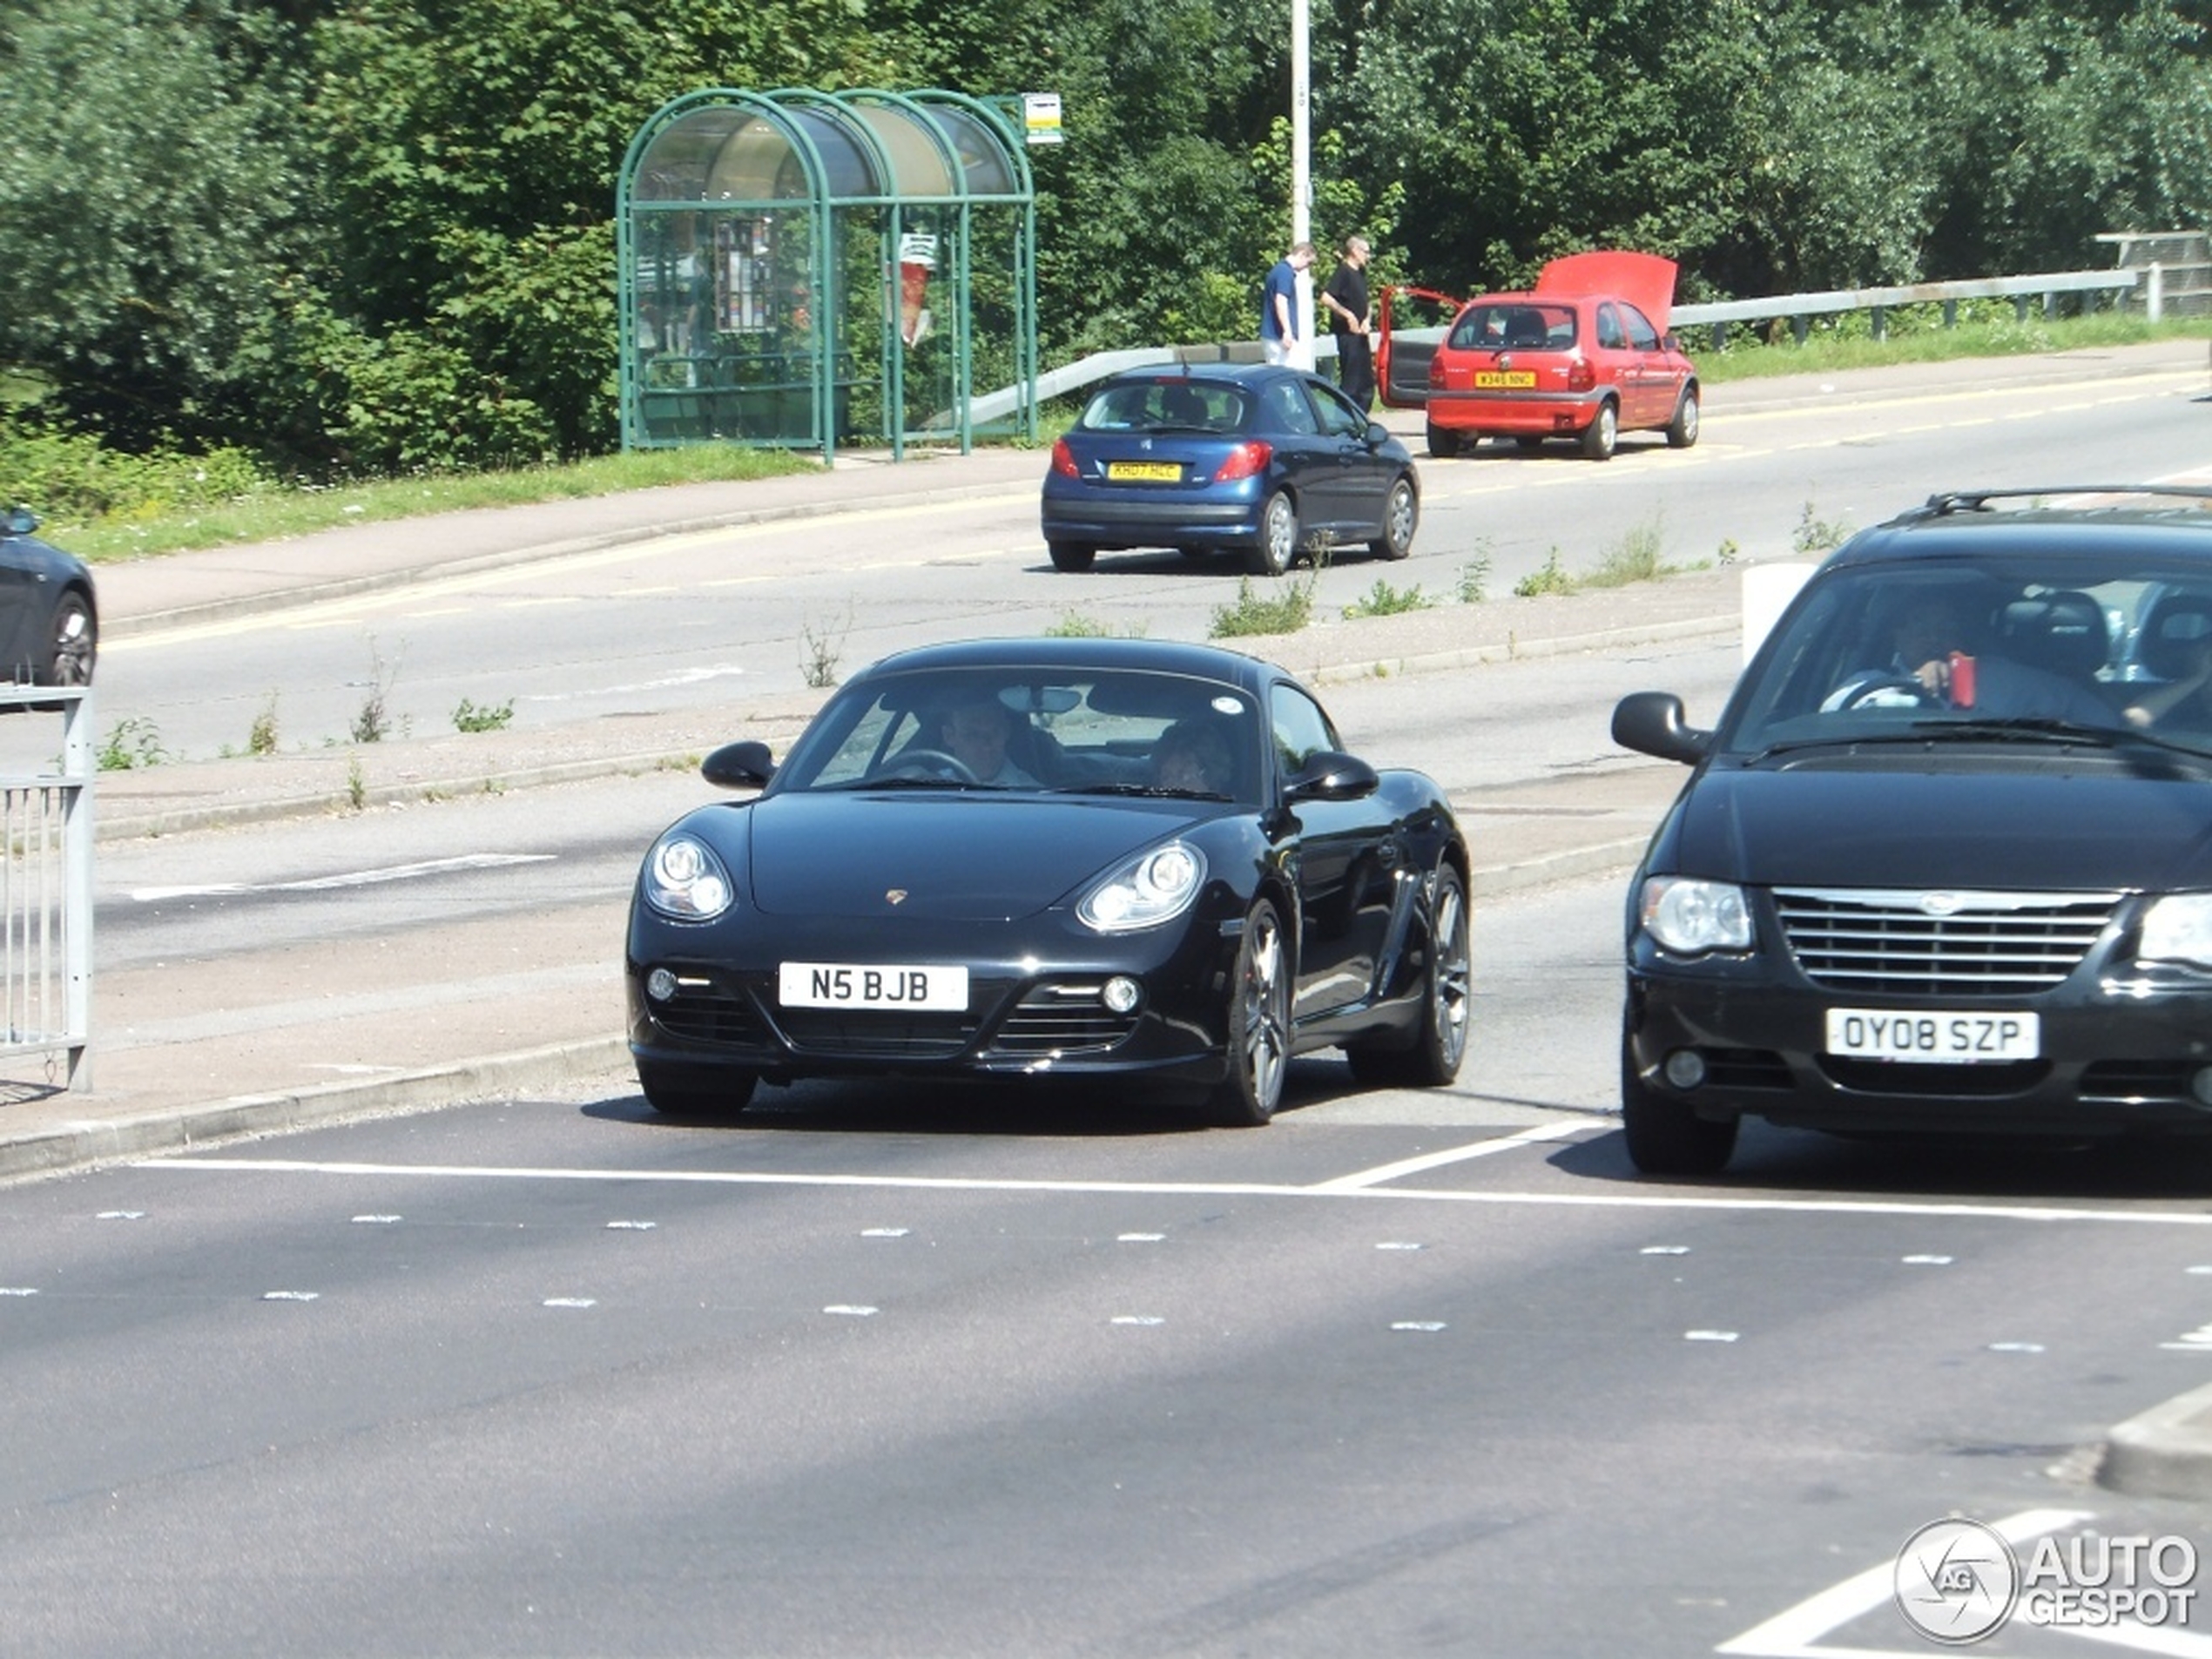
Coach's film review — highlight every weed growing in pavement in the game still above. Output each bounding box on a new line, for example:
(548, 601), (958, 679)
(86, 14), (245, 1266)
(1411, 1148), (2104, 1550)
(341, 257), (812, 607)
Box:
(98, 717), (167, 771)
(1716, 537), (1743, 565)
(452, 697), (515, 733)
(1342, 577), (1430, 619)
(346, 755), (367, 809)
(1456, 548), (1494, 604)
(244, 692), (280, 757)
(800, 602), (851, 689)
(1585, 516), (1672, 588)
(1792, 499), (1853, 555)
(1209, 575), (1315, 638)
(1045, 610), (1110, 637)
(1513, 549), (1576, 598)
(352, 638), (401, 743)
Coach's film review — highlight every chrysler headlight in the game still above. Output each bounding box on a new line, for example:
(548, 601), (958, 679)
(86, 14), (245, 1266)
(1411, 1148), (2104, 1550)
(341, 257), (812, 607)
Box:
(644, 833), (733, 920)
(2141, 894), (2212, 969)
(1078, 842), (1206, 933)
(1640, 876), (1752, 954)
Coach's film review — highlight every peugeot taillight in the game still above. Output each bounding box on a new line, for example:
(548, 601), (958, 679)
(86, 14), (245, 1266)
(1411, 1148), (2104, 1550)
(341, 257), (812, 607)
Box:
(1049, 437), (1081, 477)
(1213, 442), (1271, 482)
(1566, 356), (1595, 394)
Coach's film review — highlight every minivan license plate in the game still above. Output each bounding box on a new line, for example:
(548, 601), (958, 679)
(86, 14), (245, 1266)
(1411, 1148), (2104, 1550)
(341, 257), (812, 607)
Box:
(1824, 1008), (2039, 1062)
(779, 962), (968, 1011)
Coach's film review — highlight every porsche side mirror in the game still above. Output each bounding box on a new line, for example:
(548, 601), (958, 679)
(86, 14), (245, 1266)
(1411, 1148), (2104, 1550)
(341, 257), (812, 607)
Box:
(1611, 691), (1710, 765)
(702, 738), (776, 789)
(1285, 751), (1379, 804)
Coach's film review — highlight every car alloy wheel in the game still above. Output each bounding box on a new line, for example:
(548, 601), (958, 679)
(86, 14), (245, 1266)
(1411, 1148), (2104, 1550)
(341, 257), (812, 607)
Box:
(1346, 863), (1470, 1087)
(1580, 401), (1619, 461)
(1247, 490), (1299, 577)
(1370, 475), (1418, 562)
(48, 592), (93, 685)
(1666, 388), (1700, 449)
(1212, 898), (1291, 1125)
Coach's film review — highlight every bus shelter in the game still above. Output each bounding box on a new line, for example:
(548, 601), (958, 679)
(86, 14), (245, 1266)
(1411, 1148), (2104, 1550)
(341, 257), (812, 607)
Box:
(617, 87), (1038, 462)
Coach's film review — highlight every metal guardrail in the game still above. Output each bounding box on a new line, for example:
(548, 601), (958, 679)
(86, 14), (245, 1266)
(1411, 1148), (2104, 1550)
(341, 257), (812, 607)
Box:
(0, 686), (94, 1091)
(973, 265), (2147, 425)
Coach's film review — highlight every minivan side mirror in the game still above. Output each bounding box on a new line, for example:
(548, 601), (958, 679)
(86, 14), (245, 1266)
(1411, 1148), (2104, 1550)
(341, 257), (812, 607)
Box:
(1612, 692), (1710, 765)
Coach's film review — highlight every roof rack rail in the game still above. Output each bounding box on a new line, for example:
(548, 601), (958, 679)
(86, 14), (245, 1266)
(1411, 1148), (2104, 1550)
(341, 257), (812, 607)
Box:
(1910, 485), (2212, 519)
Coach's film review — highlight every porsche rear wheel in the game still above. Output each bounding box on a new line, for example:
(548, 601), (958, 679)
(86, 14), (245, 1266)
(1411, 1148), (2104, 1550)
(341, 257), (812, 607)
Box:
(1211, 899), (1291, 1126)
(47, 590), (94, 686)
(1048, 540), (1096, 573)
(1345, 865), (1470, 1088)
(637, 1061), (757, 1120)
(1246, 490), (1299, 577)
(1620, 1031), (1737, 1176)
(1369, 475), (1418, 562)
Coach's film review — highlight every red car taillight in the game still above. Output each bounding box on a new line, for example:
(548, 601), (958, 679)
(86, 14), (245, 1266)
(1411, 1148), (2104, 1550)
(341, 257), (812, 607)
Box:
(1213, 441), (1271, 482)
(1050, 437), (1081, 478)
(1566, 355), (1595, 394)
(1427, 355), (1446, 388)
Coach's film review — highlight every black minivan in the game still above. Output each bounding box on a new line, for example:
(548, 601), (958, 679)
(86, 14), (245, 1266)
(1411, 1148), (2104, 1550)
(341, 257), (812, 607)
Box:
(1614, 486), (2212, 1175)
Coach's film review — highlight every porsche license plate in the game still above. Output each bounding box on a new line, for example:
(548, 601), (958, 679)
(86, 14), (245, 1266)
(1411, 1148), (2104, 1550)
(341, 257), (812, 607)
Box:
(1474, 370), (1537, 389)
(1105, 460), (1183, 482)
(779, 962), (969, 1011)
(1824, 1008), (2039, 1062)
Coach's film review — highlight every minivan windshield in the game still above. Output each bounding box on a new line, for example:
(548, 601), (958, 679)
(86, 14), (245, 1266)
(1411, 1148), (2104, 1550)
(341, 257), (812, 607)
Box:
(1723, 559), (2212, 758)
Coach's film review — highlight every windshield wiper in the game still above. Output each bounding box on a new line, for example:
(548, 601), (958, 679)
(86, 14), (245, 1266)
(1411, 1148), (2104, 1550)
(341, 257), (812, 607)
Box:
(1052, 782), (1231, 801)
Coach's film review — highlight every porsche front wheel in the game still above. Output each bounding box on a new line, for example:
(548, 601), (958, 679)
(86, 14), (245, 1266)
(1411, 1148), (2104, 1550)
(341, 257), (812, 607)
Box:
(637, 1062), (757, 1120)
(1211, 899), (1291, 1126)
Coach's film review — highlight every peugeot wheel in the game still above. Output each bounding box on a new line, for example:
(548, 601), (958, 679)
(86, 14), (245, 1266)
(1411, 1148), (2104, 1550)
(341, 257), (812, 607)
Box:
(1048, 541), (1096, 573)
(1369, 475), (1419, 562)
(1246, 490), (1300, 577)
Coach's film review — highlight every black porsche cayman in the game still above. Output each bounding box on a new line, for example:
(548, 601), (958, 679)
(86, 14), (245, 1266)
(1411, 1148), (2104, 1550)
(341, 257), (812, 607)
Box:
(626, 637), (1472, 1124)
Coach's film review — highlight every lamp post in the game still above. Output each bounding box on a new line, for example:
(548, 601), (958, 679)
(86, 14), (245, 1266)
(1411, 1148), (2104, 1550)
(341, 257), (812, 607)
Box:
(1291, 0), (1314, 368)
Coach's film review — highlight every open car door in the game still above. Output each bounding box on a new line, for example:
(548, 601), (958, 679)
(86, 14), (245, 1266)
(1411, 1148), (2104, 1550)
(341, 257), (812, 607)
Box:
(1374, 285), (1462, 409)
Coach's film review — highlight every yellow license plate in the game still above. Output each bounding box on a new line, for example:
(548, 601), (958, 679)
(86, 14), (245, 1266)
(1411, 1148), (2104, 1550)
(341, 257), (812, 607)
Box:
(1475, 370), (1537, 389)
(1106, 461), (1183, 482)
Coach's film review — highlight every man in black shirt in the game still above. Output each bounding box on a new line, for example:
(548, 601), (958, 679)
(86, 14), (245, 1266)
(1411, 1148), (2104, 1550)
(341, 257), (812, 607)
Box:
(1320, 235), (1374, 411)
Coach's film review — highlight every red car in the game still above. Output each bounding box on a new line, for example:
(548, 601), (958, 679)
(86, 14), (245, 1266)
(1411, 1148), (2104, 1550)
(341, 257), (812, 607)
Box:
(1412, 251), (1698, 462)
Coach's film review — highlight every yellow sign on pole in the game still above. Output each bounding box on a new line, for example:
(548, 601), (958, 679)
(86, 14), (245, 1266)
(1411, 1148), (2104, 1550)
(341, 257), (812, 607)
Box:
(1022, 92), (1062, 145)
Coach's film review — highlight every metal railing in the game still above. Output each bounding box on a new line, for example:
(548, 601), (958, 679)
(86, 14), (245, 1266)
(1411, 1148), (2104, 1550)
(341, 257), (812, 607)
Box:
(0, 686), (94, 1091)
(973, 263), (2152, 424)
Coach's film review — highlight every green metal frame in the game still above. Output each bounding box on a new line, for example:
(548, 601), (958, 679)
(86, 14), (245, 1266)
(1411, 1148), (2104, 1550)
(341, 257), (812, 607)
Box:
(617, 87), (1037, 463)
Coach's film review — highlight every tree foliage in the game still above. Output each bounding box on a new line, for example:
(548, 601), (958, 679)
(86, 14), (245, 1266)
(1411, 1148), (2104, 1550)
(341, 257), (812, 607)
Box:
(0, 0), (2202, 481)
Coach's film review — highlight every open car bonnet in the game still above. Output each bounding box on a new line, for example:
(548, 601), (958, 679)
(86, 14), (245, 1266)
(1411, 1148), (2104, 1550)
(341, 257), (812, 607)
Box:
(1534, 251), (1677, 335)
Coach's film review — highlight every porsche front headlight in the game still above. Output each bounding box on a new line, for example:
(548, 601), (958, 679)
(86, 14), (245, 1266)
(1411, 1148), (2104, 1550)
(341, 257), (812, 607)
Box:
(1640, 876), (1752, 954)
(2141, 894), (2212, 969)
(644, 833), (733, 920)
(1078, 842), (1206, 933)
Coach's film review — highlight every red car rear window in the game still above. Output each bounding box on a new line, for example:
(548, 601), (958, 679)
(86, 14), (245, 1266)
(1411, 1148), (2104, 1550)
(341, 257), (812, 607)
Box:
(1446, 303), (1576, 353)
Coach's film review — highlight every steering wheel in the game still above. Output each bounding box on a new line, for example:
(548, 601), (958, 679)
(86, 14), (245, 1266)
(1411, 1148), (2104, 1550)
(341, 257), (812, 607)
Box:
(1830, 673), (1932, 711)
(871, 747), (981, 785)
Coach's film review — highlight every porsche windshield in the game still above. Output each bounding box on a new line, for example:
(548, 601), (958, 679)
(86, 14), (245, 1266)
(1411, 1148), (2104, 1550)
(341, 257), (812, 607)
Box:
(775, 668), (1264, 800)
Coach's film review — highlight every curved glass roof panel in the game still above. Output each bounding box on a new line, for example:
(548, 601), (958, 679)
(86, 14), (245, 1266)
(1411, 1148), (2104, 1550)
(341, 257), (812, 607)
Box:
(853, 104), (956, 198)
(924, 106), (1019, 197)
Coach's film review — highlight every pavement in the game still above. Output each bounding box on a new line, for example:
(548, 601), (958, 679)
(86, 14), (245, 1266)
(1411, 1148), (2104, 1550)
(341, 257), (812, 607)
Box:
(12, 336), (2212, 1499)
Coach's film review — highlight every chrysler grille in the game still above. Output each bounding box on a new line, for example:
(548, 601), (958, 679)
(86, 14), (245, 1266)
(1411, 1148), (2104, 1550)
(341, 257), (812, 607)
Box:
(1772, 887), (2119, 998)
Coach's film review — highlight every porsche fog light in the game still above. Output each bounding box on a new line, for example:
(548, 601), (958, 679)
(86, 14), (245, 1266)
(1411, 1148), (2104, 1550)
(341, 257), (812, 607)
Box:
(1102, 975), (1143, 1014)
(2141, 895), (2212, 970)
(2192, 1068), (2212, 1109)
(644, 833), (733, 921)
(645, 967), (679, 1002)
(1078, 842), (1205, 933)
(1640, 876), (1752, 954)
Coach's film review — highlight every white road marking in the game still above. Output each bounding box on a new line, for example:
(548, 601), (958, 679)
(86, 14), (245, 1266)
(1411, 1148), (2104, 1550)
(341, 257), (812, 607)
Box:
(1306, 1121), (1595, 1190)
(1717, 1507), (2093, 1657)
(141, 1156), (2212, 1228)
(132, 853), (555, 902)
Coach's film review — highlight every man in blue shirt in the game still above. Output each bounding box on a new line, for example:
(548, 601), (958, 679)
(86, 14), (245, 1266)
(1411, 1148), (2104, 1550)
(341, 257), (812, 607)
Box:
(1261, 242), (1316, 366)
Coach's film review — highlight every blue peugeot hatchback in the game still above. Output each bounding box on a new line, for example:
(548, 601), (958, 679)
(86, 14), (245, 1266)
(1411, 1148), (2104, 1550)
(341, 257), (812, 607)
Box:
(1040, 363), (1420, 577)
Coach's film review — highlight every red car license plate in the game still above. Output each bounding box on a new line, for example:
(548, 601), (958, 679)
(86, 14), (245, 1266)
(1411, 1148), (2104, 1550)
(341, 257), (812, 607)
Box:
(1474, 370), (1537, 389)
